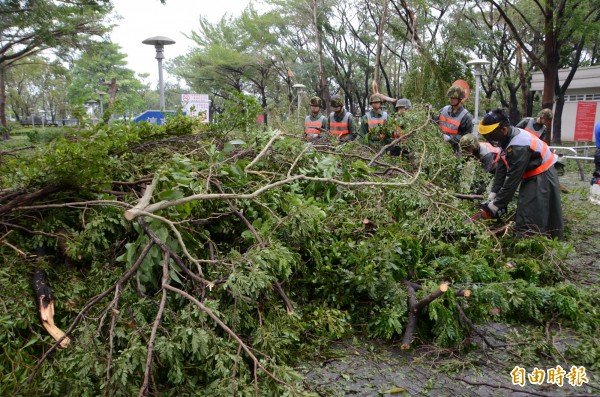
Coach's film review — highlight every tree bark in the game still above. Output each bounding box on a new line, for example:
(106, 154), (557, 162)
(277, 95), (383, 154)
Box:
(311, 0), (330, 111)
(32, 269), (70, 348)
(0, 66), (7, 138)
(0, 184), (65, 216)
(373, 0), (389, 90)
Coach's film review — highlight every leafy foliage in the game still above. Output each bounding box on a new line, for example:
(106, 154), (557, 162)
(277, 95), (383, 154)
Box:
(0, 100), (597, 396)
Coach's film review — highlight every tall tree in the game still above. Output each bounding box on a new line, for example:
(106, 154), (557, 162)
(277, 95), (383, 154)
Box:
(0, 0), (112, 137)
(68, 41), (145, 117)
(486, 0), (600, 143)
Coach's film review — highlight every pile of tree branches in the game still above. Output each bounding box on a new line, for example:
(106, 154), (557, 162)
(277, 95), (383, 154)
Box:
(0, 105), (597, 396)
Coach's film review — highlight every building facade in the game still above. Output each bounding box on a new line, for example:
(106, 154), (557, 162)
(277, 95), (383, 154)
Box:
(531, 65), (600, 143)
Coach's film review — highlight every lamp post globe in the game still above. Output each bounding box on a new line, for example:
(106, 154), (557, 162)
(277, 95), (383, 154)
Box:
(143, 36), (176, 110)
(466, 58), (490, 136)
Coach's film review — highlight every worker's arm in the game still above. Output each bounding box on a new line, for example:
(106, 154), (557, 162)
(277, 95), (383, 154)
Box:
(493, 146), (531, 209)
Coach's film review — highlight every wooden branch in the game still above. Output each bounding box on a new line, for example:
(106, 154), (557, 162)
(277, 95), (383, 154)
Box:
(105, 285), (121, 396)
(212, 181), (294, 315)
(454, 193), (484, 201)
(367, 105), (432, 167)
(401, 281), (450, 349)
(107, 78), (118, 109)
(244, 129), (284, 172)
(123, 174), (419, 221)
(163, 284), (296, 392)
(139, 252), (170, 397)
(370, 89), (397, 104)
(1, 239), (27, 257)
(32, 269), (70, 348)
(0, 184), (64, 216)
(401, 282), (419, 349)
(415, 282), (449, 311)
(138, 218), (213, 288)
(0, 145), (35, 156)
(373, 0), (389, 86)
(455, 301), (496, 349)
(18, 242), (155, 395)
(124, 175), (159, 221)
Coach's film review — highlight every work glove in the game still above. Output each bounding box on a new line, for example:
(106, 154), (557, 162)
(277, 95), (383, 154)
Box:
(487, 191), (497, 202)
(479, 201), (506, 219)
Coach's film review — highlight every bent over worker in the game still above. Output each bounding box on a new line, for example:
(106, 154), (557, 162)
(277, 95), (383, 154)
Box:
(459, 133), (501, 174)
(329, 95), (356, 142)
(304, 96), (328, 142)
(515, 108), (553, 141)
(437, 85), (473, 152)
(478, 109), (563, 240)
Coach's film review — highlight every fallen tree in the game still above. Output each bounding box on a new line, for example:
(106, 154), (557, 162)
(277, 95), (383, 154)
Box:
(0, 103), (597, 396)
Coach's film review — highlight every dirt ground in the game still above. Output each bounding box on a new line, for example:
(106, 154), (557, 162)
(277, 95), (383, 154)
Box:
(300, 170), (600, 397)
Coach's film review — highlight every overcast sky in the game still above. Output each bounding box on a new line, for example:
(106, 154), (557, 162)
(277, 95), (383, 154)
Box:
(109, 0), (262, 88)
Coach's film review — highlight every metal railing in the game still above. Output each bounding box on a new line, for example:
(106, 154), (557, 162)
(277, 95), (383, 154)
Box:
(549, 146), (595, 180)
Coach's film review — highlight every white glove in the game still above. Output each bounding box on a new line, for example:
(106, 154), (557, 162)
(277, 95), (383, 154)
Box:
(442, 134), (451, 142)
(488, 192), (497, 201)
(487, 201), (499, 216)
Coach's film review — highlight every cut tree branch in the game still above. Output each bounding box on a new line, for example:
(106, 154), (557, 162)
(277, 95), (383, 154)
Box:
(163, 284), (296, 392)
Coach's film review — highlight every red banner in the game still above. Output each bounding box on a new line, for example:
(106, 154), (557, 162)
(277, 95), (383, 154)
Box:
(574, 101), (597, 141)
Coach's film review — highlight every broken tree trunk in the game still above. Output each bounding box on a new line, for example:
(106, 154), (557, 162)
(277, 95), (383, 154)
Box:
(371, 1), (396, 105)
(401, 281), (471, 349)
(33, 269), (70, 348)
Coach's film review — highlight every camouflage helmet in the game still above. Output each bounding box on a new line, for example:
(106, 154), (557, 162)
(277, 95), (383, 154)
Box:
(395, 98), (412, 109)
(330, 95), (344, 107)
(537, 108), (553, 121)
(447, 85), (466, 100)
(309, 96), (323, 107)
(459, 133), (478, 152)
(369, 94), (383, 104)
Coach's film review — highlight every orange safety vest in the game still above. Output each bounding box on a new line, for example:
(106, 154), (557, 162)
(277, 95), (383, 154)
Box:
(329, 111), (352, 136)
(304, 114), (326, 136)
(438, 106), (468, 135)
(479, 142), (501, 168)
(522, 117), (545, 138)
(500, 128), (557, 179)
(366, 111), (388, 139)
(393, 126), (403, 139)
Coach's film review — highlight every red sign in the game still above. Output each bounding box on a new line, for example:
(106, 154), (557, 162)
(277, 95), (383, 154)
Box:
(574, 101), (597, 141)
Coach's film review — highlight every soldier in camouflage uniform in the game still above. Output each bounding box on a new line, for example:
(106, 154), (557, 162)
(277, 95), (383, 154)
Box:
(515, 108), (553, 141)
(360, 94), (389, 146)
(304, 96), (328, 142)
(328, 95), (356, 142)
(436, 85), (473, 152)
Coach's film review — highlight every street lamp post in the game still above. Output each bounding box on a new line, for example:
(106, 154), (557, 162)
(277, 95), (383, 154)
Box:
(97, 90), (106, 117)
(86, 100), (98, 123)
(39, 110), (46, 131)
(142, 36), (176, 110)
(292, 83), (306, 123)
(29, 108), (35, 129)
(466, 58), (490, 137)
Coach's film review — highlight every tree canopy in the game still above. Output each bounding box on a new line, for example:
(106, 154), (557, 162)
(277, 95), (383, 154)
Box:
(0, 0), (113, 136)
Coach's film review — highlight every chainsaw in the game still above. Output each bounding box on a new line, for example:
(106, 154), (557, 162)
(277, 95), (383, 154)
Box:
(466, 207), (494, 223)
(466, 202), (505, 223)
